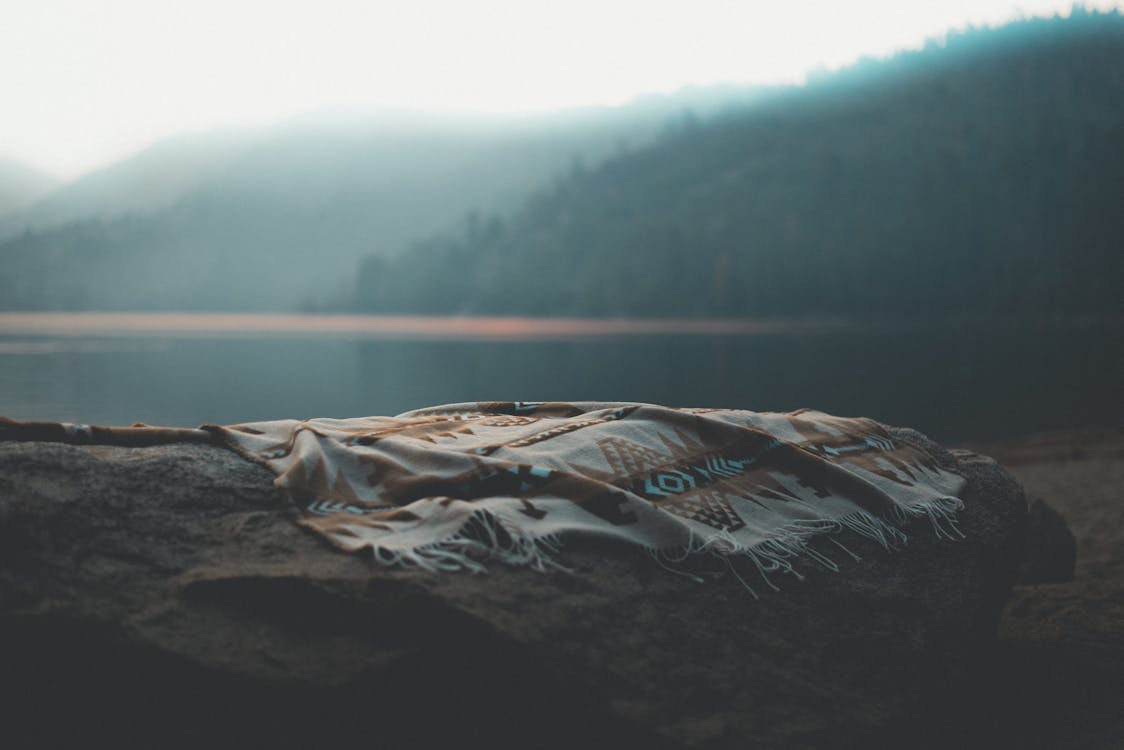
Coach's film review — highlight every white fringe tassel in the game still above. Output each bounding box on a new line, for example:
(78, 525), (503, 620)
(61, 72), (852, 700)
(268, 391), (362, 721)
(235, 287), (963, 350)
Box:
(362, 495), (965, 596)
(368, 509), (572, 575)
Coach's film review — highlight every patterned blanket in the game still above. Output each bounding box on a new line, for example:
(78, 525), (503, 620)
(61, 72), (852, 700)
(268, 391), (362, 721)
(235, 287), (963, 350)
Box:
(203, 402), (966, 592)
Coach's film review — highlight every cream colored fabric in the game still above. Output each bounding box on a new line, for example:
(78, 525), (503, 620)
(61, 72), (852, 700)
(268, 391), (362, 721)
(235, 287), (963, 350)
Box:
(206, 401), (966, 589)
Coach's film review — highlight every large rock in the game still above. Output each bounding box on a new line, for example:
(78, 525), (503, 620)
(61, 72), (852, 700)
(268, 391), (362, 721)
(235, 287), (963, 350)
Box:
(0, 426), (1026, 749)
(980, 427), (1124, 750)
(1019, 497), (1077, 584)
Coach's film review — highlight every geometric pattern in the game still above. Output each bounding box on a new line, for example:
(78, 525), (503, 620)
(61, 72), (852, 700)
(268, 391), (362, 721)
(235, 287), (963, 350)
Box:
(202, 401), (967, 577)
(567, 431), (762, 531)
(2, 401), (969, 582)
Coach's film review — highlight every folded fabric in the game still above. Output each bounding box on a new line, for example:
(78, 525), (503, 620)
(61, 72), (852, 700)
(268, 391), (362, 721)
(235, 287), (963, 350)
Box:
(205, 401), (966, 592)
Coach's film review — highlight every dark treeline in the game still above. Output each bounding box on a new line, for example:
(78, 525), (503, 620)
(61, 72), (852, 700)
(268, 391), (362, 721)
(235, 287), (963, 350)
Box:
(354, 10), (1124, 319)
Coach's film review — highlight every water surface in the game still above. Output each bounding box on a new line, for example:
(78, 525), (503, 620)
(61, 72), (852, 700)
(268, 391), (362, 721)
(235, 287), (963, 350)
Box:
(1, 313), (1118, 443)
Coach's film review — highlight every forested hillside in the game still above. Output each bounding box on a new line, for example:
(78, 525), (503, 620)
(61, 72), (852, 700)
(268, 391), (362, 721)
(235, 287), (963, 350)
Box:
(354, 11), (1124, 319)
(0, 92), (753, 311)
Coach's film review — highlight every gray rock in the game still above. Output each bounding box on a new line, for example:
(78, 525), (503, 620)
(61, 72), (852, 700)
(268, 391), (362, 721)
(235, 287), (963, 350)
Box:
(1018, 497), (1077, 584)
(0, 426), (1026, 749)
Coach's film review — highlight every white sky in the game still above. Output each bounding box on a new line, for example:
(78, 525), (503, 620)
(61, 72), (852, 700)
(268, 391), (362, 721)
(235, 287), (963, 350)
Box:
(1, 0), (1119, 180)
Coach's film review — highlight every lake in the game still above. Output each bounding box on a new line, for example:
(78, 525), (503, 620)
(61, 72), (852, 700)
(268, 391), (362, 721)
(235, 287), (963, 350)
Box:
(0, 312), (1119, 443)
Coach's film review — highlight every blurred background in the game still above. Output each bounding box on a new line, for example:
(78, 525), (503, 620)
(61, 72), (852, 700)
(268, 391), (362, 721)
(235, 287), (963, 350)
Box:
(0, 1), (1120, 442)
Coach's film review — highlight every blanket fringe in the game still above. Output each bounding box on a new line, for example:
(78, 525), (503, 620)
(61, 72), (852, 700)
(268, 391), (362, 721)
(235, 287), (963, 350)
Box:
(358, 495), (965, 595)
(367, 509), (572, 575)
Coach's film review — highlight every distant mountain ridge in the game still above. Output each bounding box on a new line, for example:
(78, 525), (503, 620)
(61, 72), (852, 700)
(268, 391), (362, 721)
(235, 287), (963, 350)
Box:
(4, 11), (1122, 317)
(0, 132), (253, 240)
(0, 158), (58, 221)
(0, 88), (766, 311)
(351, 10), (1124, 319)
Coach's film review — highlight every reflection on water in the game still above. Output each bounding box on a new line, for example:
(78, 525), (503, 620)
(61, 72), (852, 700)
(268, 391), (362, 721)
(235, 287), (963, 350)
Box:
(0, 339), (170, 355)
(0, 313), (1119, 442)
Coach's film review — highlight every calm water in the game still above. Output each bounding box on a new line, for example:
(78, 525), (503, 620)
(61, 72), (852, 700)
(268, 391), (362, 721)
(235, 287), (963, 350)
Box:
(0, 313), (1119, 443)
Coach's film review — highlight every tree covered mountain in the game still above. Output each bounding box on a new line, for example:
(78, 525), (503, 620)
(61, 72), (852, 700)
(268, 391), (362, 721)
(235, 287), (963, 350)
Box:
(353, 10), (1124, 319)
(0, 91), (762, 311)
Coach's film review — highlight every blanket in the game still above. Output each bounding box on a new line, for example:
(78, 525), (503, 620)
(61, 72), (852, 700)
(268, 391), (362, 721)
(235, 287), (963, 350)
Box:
(204, 402), (966, 591)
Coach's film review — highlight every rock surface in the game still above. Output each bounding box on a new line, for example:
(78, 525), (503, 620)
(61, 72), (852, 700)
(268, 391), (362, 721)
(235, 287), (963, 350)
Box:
(1019, 497), (1077, 584)
(0, 426), (1027, 749)
(973, 427), (1124, 750)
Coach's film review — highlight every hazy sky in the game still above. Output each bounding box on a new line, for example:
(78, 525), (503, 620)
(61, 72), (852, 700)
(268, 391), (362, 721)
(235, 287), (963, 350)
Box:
(2, 0), (1118, 180)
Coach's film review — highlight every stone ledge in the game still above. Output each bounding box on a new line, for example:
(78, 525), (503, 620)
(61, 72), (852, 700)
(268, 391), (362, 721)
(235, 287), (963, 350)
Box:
(0, 426), (1027, 749)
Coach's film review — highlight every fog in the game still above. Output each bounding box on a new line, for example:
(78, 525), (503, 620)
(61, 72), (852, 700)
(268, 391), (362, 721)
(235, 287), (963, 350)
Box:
(0, 12), (1120, 320)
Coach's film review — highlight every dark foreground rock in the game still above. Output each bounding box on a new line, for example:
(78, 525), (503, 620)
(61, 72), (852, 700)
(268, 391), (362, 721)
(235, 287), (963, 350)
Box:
(1019, 497), (1077, 584)
(0, 427), (1026, 749)
(974, 427), (1124, 750)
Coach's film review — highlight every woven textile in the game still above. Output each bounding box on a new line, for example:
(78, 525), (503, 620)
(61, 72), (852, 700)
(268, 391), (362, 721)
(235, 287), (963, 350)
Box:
(206, 402), (966, 587)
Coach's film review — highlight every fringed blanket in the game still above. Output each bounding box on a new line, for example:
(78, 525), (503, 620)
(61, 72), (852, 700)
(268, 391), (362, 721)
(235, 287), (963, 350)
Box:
(199, 402), (966, 590)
